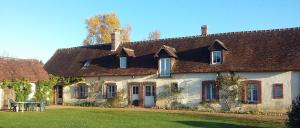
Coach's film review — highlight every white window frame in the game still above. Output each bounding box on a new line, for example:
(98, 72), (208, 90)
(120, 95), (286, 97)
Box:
(247, 84), (258, 102)
(159, 58), (171, 77)
(145, 86), (154, 96)
(107, 85), (116, 98)
(132, 86), (139, 94)
(78, 85), (88, 98)
(211, 51), (222, 64)
(120, 57), (127, 68)
(206, 83), (216, 100)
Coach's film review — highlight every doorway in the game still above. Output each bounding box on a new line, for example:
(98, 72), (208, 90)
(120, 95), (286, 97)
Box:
(131, 85), (139, 106)
(54, 85), (63, 105)
(144, 85), (155, 108)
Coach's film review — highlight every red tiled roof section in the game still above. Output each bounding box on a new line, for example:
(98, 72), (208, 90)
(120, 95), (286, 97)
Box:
(122, 47), (136, 57)
(44, 27), (300, 77)
(0, 58), (48, 82)
(154, 45), (177, 58)
(208, 39), (228, 51)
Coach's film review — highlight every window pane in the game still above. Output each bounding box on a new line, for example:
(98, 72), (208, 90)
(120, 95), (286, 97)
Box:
(252, 85), (258, 101)
(120, 57), (127, 68)
(206, 84), (211, 100)
(133, 87), (136, 94)
(212, 51), (221, 64)
(159, 59), (165, 75)
(247, 85), (252, 101)
(146, 86), (151, 96)
(275, 85), (282, 97)
(212, 84), (217, 99)
(133, 86), (139, 94)
(247, 84), (258, 102)
(160, 58), (170, 76)
(165, 58), (170, 75)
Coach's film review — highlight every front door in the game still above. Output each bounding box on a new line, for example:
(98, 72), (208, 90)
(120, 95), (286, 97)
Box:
(144, 85), (155, 107)
(131, 86), (139, 106)
(54, 85), (63, 105)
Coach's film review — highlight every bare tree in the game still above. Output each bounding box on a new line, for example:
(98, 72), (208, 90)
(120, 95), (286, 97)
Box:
(148, 30), (161, 40)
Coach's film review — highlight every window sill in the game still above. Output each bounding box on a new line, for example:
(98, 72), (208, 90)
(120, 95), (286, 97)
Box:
(210, 63), (222, 65)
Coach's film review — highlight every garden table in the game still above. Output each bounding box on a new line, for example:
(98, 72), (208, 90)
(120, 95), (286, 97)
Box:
(15, 102), (44, 112)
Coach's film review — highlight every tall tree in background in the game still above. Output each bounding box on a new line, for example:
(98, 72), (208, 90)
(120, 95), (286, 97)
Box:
(148, 30), (161, 40)
(83, 13), (131, 45)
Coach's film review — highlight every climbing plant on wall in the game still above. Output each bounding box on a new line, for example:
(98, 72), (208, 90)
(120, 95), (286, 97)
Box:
(0, 74), (84, 103)
(0, 79), (32, 102)
(157, 84), (183, 109)
(216, 72), (245, 111)
(35, 74), (84, 103)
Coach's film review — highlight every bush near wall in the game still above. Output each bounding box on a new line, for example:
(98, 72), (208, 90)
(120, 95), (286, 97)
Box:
(286, 95), (300, 128)
(0, 79), (31, 102)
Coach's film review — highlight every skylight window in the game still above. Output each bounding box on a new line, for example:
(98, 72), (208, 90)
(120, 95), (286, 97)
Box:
(82, 60), (91, 69)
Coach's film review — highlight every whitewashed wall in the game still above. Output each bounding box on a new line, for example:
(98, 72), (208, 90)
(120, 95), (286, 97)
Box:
(291, 72), (300, 101)
(62, 71), (300, 112)
(27, 83), (36, 100)
(0, 89), (3, 109)
(237, 72), (295, 112)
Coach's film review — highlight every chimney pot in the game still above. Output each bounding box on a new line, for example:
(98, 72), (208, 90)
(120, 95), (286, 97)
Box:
(201, 25), (208, 36)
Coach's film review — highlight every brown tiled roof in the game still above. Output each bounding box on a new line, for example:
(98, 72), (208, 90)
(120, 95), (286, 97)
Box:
(0, 57), (49, 82)
(154, 45), (177, 58)
(45, 27), (300, 77)
(208, 39), (228, 51)
(121, 47), (136, 57)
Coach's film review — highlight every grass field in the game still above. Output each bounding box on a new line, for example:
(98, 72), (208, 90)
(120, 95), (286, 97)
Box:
(0, 107), (285, 128)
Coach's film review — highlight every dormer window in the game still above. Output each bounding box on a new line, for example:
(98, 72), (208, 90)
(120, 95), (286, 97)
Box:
(154, 45), (176, 77)
(208, 39), (228, 65)
(159, 58), (171, 77)
(211, 51), (222, 64)
(118, 47), (135, 69)
(120, 57), (127, 68)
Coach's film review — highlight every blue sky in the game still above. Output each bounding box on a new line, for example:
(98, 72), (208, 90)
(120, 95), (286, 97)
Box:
(0, 0), (299, 63)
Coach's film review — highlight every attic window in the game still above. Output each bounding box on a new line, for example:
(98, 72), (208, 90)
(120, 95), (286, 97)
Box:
(120, 57), (127, 68)
(159, 58), (171, 77)
(211, 51), (222, 64)
(82, 60), (91, 69)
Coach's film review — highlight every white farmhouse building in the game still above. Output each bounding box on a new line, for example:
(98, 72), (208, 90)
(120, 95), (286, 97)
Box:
(45, 26), (300, 112)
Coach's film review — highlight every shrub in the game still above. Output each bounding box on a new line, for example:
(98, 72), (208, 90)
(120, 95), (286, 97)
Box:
(286, 95), (300, 128)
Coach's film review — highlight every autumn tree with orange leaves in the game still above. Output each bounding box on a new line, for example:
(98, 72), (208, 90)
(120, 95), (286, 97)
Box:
(83, 13), (131, 45)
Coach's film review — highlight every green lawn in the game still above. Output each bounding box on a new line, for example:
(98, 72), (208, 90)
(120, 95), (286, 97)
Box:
(0, 107), (284, 128)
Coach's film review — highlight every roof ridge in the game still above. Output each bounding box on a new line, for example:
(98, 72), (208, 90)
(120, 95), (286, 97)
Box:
(0, 56), (39, 62)
(208, 27), (300, 36)
(57, 27), (300, 49)
(124, 27), (300, 45)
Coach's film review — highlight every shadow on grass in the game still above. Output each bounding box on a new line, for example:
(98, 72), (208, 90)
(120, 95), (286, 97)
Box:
(176, 121), (262, 128)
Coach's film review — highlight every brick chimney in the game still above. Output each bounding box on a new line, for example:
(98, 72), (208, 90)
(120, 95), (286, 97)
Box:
(201, 25), (208, 36)
(111, 31), (121, 51)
